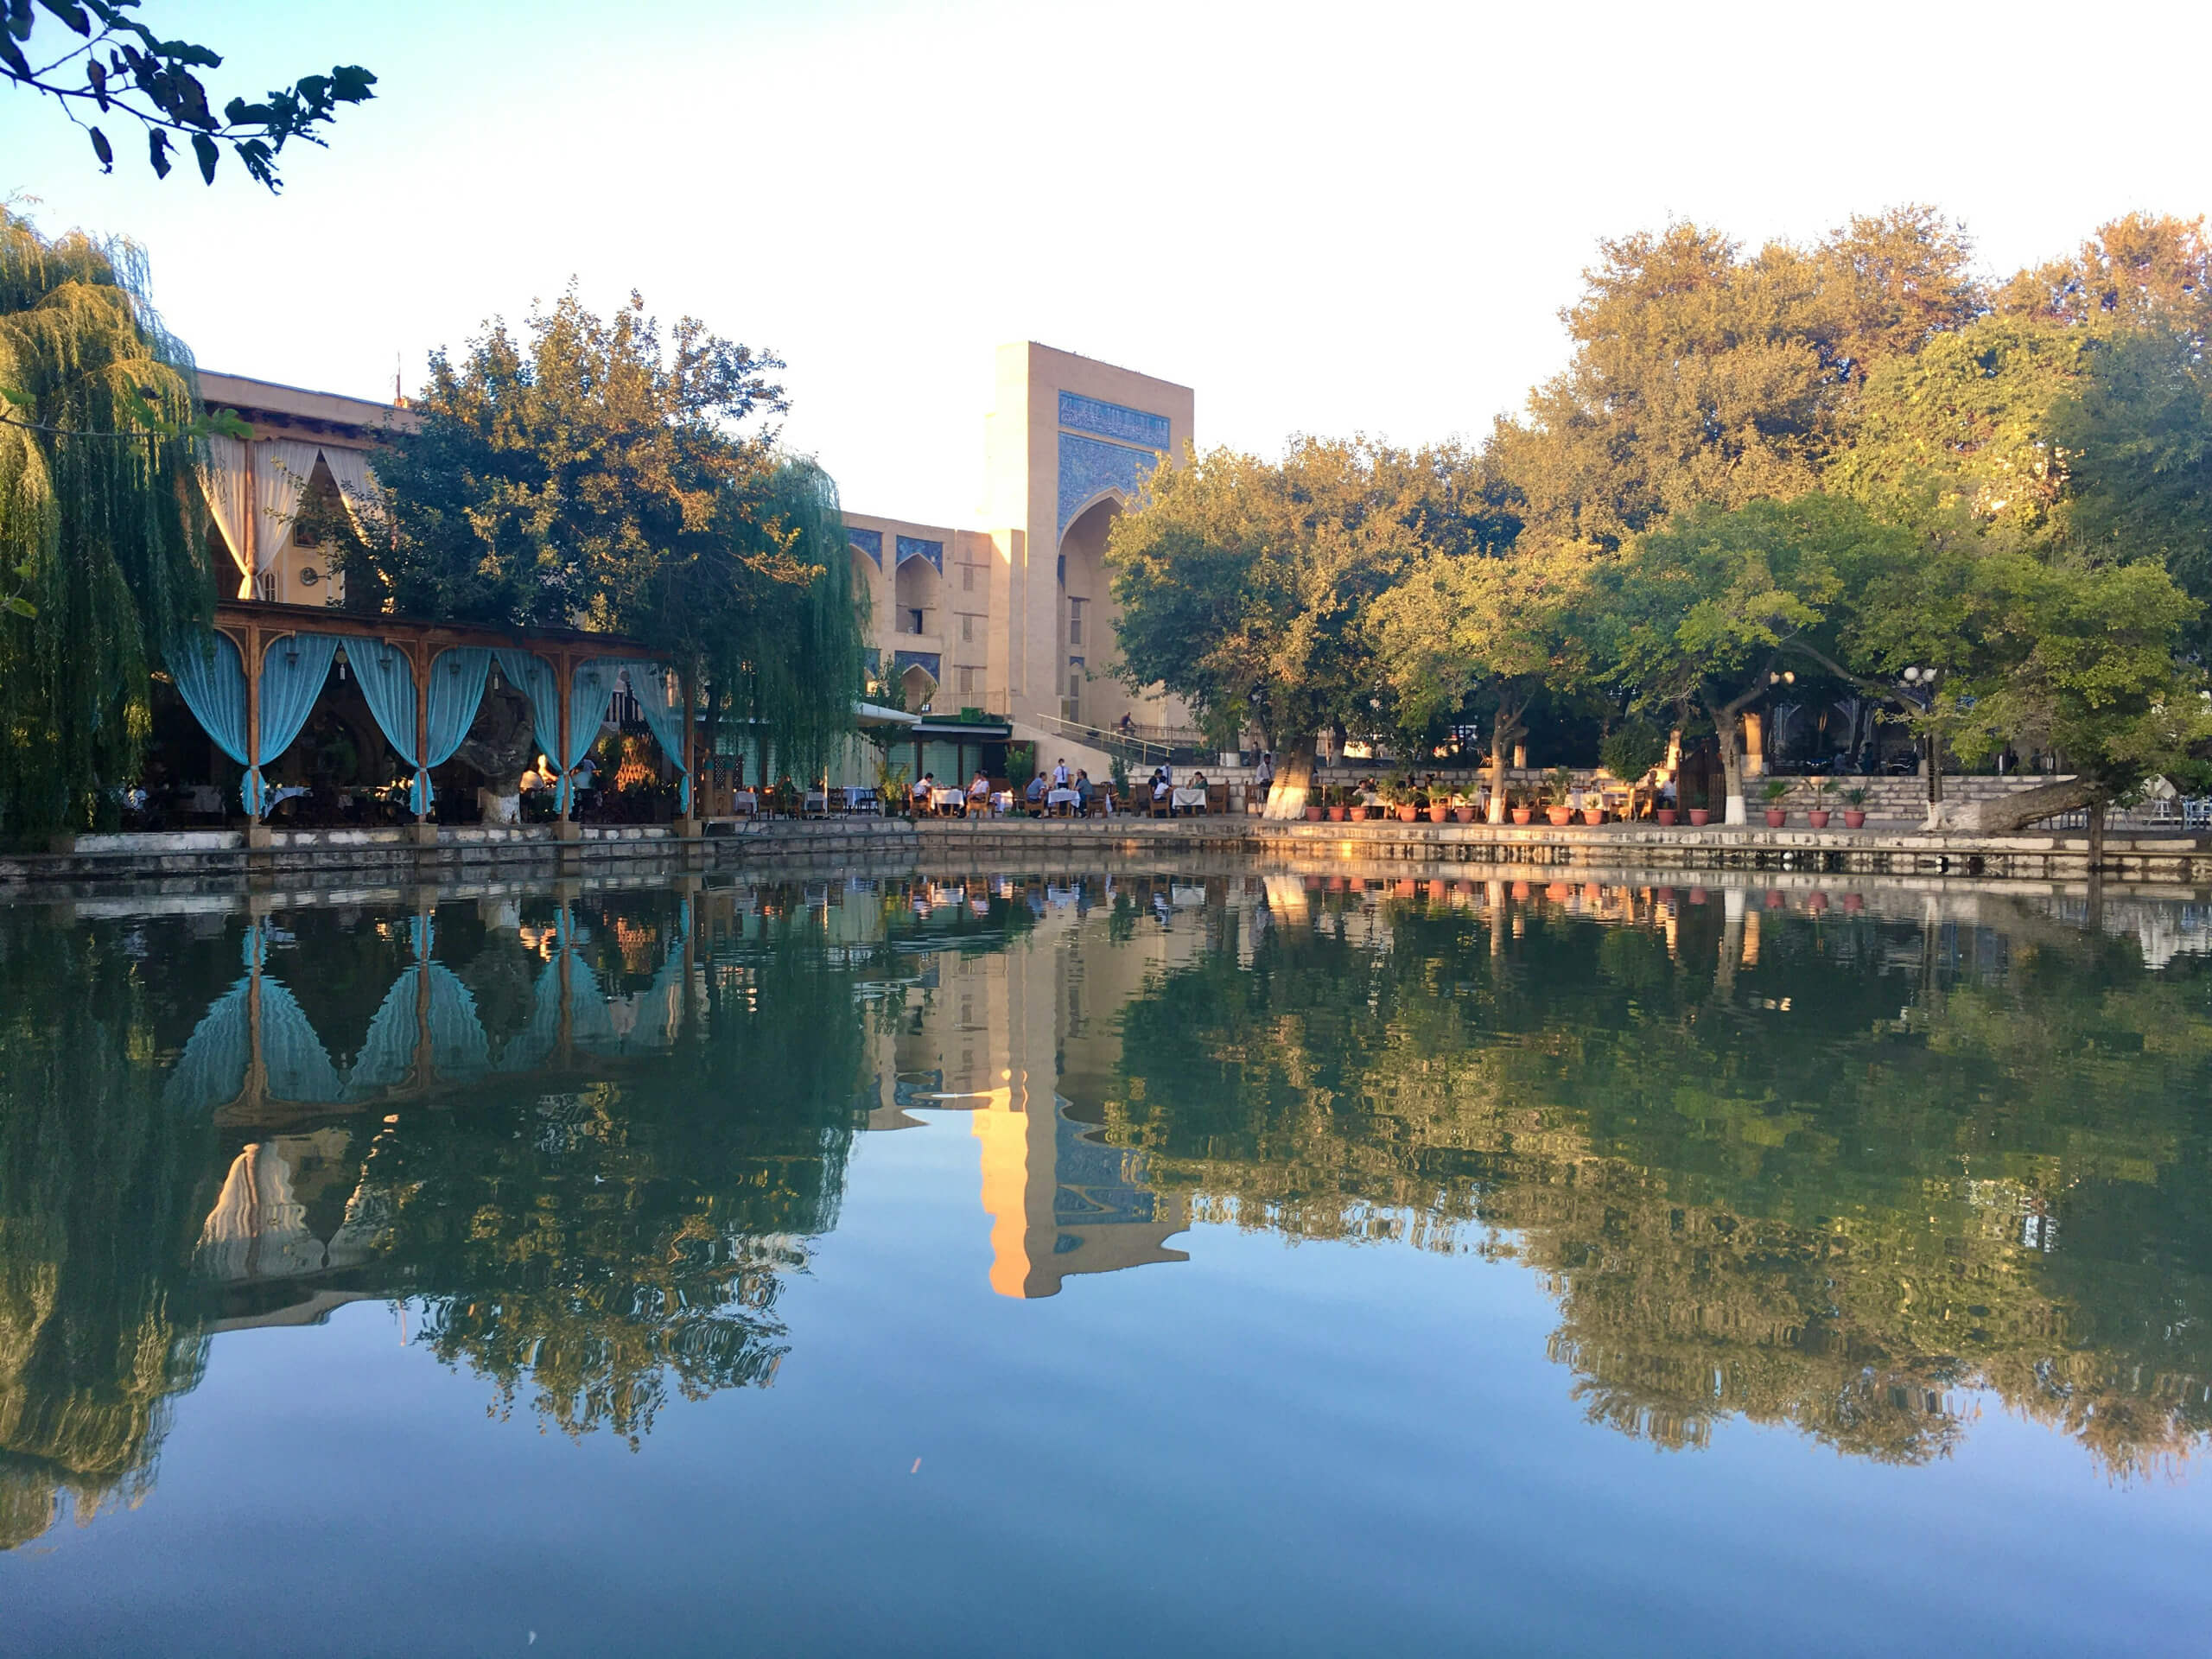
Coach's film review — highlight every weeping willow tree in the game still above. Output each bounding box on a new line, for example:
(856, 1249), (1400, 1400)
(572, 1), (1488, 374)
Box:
(699, 456), (867, 785)
(0, 211), (212, 839)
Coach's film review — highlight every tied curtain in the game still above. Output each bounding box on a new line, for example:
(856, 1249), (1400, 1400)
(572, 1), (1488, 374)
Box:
(489, 651), (619, 811)
(614, 660), (692, 810)
(197, 435), (256, 598)
(349, 641), (493, 813)
(168, 631), (252, 803)
(254, 440), (324, 598)
(254, 632), (340, 817)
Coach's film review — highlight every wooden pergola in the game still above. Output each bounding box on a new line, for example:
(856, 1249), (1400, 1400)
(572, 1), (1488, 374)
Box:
(210, 599), (692, 830)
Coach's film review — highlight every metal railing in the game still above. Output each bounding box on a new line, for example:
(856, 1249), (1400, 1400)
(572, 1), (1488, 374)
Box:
(1030, 712), (1204, 766)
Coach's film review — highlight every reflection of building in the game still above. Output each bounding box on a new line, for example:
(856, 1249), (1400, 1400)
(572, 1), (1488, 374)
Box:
(865, 877), (1217, 1297)
(972, 1095), (1187, 1299)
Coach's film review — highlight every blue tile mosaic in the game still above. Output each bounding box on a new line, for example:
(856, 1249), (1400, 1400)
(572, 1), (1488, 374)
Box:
(1058, 434), (1162, 539)
(847, 525), (883, 566)
(1058, 391), (1172, 449)
(896, 536), (944, 572)
(893, 650), (941, 679)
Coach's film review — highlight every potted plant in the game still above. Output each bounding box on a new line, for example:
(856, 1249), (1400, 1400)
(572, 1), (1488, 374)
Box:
(1427, 789), (1450, 823)
(1510, 791), (1533, 825)
(1656, 803), (1679, 826)
(1542, 766), (1574, 827)
(1685, 779), (1710, 827)
(1452, 793), (1476, 823)
(1326, 785), (1347, 823)
(1581, 797), (1606, 826)
(1841, 785), (1868, 830)
(1807, 777), (1834, 830)
(1761, 778), (1790, 828)
(1305, 783), (1325, 823)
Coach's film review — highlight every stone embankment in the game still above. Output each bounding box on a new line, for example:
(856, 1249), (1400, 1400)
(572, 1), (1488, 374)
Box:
(4, 812), (2211, 900)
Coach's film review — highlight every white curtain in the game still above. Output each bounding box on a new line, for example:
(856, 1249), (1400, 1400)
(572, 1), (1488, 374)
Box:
(319, 443), (383, 533)
(198, 434), (256, 597)
(254, 439), (324, 598)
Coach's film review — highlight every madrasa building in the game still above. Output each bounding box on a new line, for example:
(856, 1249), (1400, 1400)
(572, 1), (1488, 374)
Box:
(842, 340), (1193, 746)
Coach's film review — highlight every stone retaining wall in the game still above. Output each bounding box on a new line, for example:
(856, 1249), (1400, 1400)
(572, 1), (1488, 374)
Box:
(5, 811), (2210, 898)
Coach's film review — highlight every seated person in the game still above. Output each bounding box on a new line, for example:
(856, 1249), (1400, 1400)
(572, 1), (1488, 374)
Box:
(967, 770), (990, 807)
(911, 772), (934, 811)
(1151, 772), (1172, 813)
(1025, 772), (1047, 812)
(1074, 769), (1093, 810)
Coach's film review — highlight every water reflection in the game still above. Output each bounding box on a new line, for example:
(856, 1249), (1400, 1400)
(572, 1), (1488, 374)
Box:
(5, 869), (2212, 1553)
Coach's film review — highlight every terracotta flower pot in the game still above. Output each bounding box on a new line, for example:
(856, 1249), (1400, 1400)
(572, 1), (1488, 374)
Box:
(1327, 804), (1346, 822)
(1765, 809), (1787, 828)
(1511, 808), (1533, 825)
(1656, 809), (1678, 826)
(1427, 803), (1449, 823)
(1452, 805), (1476, 823)
(1688, 809), (1711, 827)
(1398, 804), (1420, 823)
(1843, 810), (1866, 829)
(1807, 809), (1831, 829)
(1546, 806), (1573, 827)
(1305, 805), (1324, 822)
(1581, 808), (1605, 825)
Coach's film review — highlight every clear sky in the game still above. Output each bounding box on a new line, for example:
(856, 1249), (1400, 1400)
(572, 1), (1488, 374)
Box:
(3, 0), (2207, 526)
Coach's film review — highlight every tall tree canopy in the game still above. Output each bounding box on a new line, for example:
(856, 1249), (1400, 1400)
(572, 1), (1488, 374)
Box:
(1491, 208), (1980, 551)
(1107, 436), (1498, 816)
(1, 0), (373, 189)
(0, 209), (212, 838)
(333, 289), (866, 780)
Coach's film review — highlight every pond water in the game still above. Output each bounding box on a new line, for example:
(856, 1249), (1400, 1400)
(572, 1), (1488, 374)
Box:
(3, 868), (2210, 1655)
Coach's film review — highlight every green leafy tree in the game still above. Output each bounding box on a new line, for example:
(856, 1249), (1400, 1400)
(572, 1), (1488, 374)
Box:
(1493, 209), (1980, 552)
(1108, 436), (1496, 817)
(334, 289), (866, 785)
(1, 0), (373, 189)
(1936, 556), (2211, 859)
(0, 209), (213, 839)
(1370, 537), (1596, 822)
(1593, 495), (1916, 822)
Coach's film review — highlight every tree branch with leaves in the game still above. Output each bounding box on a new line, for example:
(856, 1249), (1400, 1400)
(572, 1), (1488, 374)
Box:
(1, 0), (373, 189)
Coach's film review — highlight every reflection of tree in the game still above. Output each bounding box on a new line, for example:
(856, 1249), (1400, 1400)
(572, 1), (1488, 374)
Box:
(334, 896), (873, 1446)
(0, 886), (890, 1543)
(1108, 893), (2212, 1474)
(0, 919), (213, 1549)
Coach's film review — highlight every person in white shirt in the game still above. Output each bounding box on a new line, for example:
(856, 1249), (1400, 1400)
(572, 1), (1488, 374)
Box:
(1052, 759), (1071, 788)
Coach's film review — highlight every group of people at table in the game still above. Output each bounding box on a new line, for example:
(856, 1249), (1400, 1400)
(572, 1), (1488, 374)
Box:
(908, 758), (1218, 818)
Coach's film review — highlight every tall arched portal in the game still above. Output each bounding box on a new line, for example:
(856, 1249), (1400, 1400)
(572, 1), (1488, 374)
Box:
(1058, 494), (1134, 731)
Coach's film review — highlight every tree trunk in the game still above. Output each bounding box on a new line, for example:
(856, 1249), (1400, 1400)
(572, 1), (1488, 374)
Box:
(1924, 775), (2101, 835)
(2087, 798), (2107, 872)
(1263, 734), (1317, 820)
(1717, 721), (1747, 825)
(1488, 708), (1512, 824)
(453, 684), (540, 786)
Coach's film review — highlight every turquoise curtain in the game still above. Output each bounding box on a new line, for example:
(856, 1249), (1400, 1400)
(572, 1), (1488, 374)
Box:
(254, 632), (340, 817)
(568, 658), (620, 810)
(616, 661), (692, 810)
(426, 649), (493, 789)
(346, 966), (422, 1095)
(346, 637), (423, 810)
(168, 631), (253, 811)
(425, 963), (492, 1079)
(492, 648), (562, 771)
(341, 643), (491, 814)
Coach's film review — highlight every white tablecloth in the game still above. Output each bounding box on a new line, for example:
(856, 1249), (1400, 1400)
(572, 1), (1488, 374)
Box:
(731, 790), (758, 814)
(931, 788), (966, 810)
(1171, 787), (1207, 810)
(1047, 788), (1082, 810)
